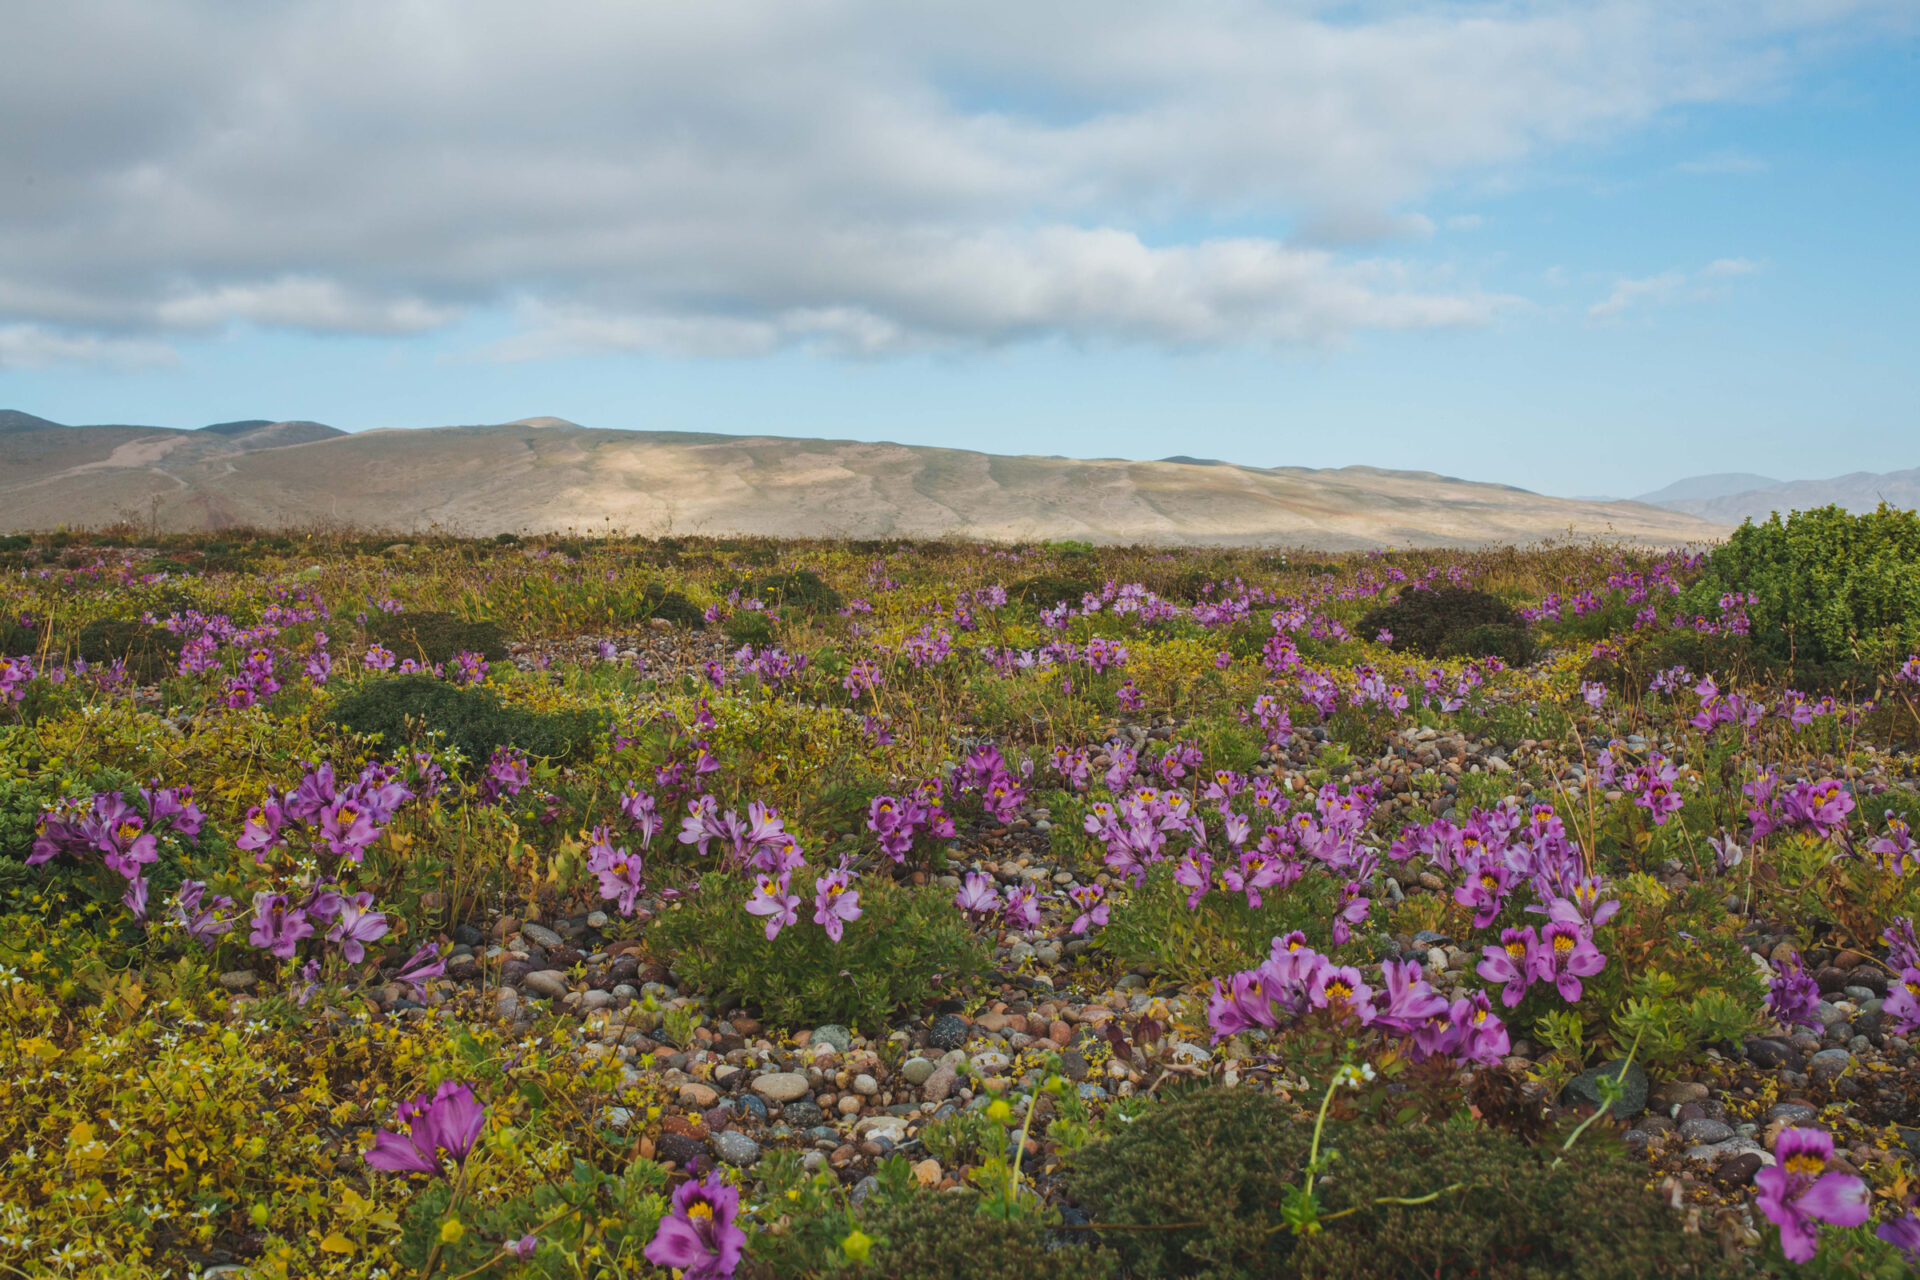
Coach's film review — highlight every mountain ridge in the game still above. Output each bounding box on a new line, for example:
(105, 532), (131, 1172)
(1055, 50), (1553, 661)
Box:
(0, 411), (1729, 549)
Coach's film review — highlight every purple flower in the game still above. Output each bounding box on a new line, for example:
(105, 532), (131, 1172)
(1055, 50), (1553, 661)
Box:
(1528, 921), (1605, 1002)
(249, 893), (314, 959)
(812, 868), (861, 942)
(1878, 1212), (1920, 1265)
(1174, 847), (1213, 908)
(644, 1171), (745, 1279)
(1753, 1128), (1871, 1263)
(363, 1081), (486, 1177)
(1308, 964), (1375, 1022)
(1475, 927), (1537, 1007)
(1067, 884), (1108, 935)
(1001, 882), (1042, 933)
(745, 872), (800, 940)
(512, 1234), (540, 1260)
(168, 880), (236, 948)
(1882, 967), (1920, 1036)
(1579, 681), (1606, 709)
(327, 891), (389, 963)
(394, 943), (446, 1000)
(954, 871), (999, 917)
(1767, 950), (1824, 1032)
(478, 747), (530, 805)
(1373, 959), (1447, 1035)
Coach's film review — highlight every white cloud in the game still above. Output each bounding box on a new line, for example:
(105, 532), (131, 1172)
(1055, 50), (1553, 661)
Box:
(0, 1), (1902, 355)
(0, 324), (177, 370)
(1589, 257), (1763, 317)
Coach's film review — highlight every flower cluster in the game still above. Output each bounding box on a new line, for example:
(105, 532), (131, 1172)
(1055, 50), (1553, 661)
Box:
(30, 783), (204, 915)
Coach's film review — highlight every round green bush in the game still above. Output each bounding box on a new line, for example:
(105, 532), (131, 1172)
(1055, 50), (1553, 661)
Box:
(856, 1194), (1115, 1280)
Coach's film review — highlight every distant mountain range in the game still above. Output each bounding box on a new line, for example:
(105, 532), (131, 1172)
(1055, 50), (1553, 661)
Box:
(1636, 469), (1920, 525)
(0, 409), (1729, 548)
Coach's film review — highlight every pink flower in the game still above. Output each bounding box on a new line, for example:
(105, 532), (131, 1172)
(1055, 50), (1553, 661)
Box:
(744, 872), (800, 941)
(1067, 883), (1107, 935)
(1475, 927), (1537, 1007)
(954, 871), (999, 917)
(364, 1081), (486, 1177)
(1753, 1128), (1871, 1263)
(1528, 921), (1606, 1002)
(644, 1171), (745, 1279)
(812, 868), (861, 942)
(327, 891), (389, 963)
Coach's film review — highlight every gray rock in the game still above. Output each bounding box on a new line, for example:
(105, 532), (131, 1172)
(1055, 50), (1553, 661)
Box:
(850, 1175), (880, 1206)
(523, 969), (570, 998)
(1808, 1048), (1852, 1081)
(1765, 1102), (1819, 1125)
(922, 1065), (959, 1103)
(929, 1014), (969, 1051)
(712, 1131), (761, 1167)
(782, 1099), (824, 1128)
(901, 1057), (936, 1086)
(218, 970), (258, 992)
(751, 1072), (811, 1103)
(812, 1024), (853, 1054)
(1744, 1037), (1797, 1069)
(656, 1133), (706, 1168)
(739, 1094), (768, 1123)
(521, 923), (564, 949)
(1679, 1118), (1734, 1145)
(1560, 1059), (1649, 1119)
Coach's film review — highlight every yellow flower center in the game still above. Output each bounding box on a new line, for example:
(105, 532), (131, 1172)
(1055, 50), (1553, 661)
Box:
(1783, 1154), (1825, 1177)
(688, 1201), (714, 1221)
(1553, 934), (1574, 954)
(1506, 942), (1527, 959)
(1327, 981), (1352, 1001)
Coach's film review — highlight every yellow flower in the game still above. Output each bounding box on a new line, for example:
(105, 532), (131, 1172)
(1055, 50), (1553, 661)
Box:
(841, 1229), (874, 1263)
(986, 1099), (1013, 1126)
(439, 1218), (464, 1244)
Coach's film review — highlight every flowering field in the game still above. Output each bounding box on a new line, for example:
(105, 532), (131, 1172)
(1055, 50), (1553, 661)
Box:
(3, 511), (1920, 1278)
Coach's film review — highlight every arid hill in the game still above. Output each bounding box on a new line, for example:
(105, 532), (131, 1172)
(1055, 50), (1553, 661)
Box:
(0, 412), (1729, 549)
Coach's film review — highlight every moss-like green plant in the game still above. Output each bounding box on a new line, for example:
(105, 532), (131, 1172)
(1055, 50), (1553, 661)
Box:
(647, 869), (986, 1032)
(326, 674), (601, 765)
(364, 610), (510, 666)
(1357, 587), (1534, 665)
(73, 618), (184, 683)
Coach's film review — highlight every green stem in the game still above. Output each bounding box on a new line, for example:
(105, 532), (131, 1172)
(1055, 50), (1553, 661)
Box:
(1553, 1022), (1645, 1168)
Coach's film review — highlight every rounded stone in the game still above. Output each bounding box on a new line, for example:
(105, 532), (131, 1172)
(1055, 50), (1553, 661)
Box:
(1560, 1059), (1649, 1119)
(901, 1057), (935, 1086)
(1679, 1118), (1734, 1145)
(522, 969), (570, 999)
(929, 1014), (970, 1051)
(812, 1024), (854, 1054)
(751, 1072), (811, 1103)
(712, 1130), (761, 1167)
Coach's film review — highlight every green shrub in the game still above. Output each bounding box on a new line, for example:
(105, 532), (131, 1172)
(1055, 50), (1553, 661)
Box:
(395, 1157), (668, 1278)
(748, 569), (843, 614)
(621, 582), (705, 628)
(1293, 1122), (1738, 1279)
(859, 1192), (1115, 1280)
(1356, 588), (1533, 664)
(0, 614), (40, 656)
(1066, 1086), (1738, 1280)
(1065, 1085), (1310, 1278)
(1687, 504), (1920, 668)
(73, 618), (184, 683)
(1102, 862), (1348, 986)
(365, 610), (510, 666)
(326, 675), (602, 765)
(0, 535), (30, 553)
(1011, 575), (1096, 610)
(647, 870), (986, 1032)
(724, 612), (776, 647)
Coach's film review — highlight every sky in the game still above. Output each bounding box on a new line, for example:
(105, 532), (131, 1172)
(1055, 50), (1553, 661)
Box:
(1, 1), (1915, 498)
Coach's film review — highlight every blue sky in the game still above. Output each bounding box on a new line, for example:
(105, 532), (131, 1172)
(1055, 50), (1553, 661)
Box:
(2, 2), (1915, 498)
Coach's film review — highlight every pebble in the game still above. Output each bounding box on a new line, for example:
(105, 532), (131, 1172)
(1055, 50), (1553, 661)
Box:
(922, 1066), (959, 1103)
(929, 1014), (970, 1051)
(679, 1083), (719, 1109)
(751, 1072), (811, 1103)
(1744, 1038), (1796, 1069)
(523, 970), (570, 998)
(1560, 1059), (1648, 1118)
(521, 923), (564, 949)
(1679, 1118), (1733, 1145)
(1808, 1048), (1852, 1081)
(853, 1073), (878, 1096)
(1713, 1152), (1766, 1188)
(712, 1131), (761, 1167)
(901, 1057), (935, 1086)
(812, 1024), (853, 1054)
(783, 1099), (824, 1128)
(218, 970), (258, 992)
(1765, 1102), (1819, 1126)
(912, 1158), (942, 1187)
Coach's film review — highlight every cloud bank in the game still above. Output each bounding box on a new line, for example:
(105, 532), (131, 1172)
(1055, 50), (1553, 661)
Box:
(0, 1), (1900, 362)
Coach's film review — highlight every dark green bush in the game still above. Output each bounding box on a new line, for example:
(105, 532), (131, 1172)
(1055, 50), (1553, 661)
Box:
(0, 535), (30, 553)
(364, 610), (510, 666)
(1011, 575), (1096, 610)
(1068, 1087), (1739, 1280)
(723, 612), (776, 647)
(857, 1192), (1115, 1280)
(621, 582), (705, 628)
(1102, 861), (1347, 986)
(647, 870), (986, 1032)
(73, 619), (184, 683)
(0, 614), (39, 656)
(1687, 504), (1920, 668)
(326, 675), (601, 765)
(1294, 1123), (1739, 1279)
(1357, 587), (1533, 664)
(748, 568), (842, 614)
(1065, 1086), (1311, 1279)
